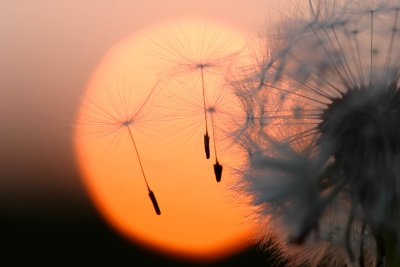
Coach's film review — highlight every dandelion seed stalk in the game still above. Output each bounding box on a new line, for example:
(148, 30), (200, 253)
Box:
(126, 125), (161, 215)
(200, 65), (211, 159)
(209, 110), (223, 182)
(199, 64), (224, 182)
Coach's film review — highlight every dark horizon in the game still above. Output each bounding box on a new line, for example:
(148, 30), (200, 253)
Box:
(2, 181), (279, 266)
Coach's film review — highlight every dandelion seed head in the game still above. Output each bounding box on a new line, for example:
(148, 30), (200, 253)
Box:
(149, 18), (246, 82)
(233, 0), (400, 266)
(319, 84), (400, 162)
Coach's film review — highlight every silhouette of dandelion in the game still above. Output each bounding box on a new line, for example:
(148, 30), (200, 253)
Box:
(234, 1), (400, 266)
(78, 78), (162, 215)
(150, 20), (244, 170)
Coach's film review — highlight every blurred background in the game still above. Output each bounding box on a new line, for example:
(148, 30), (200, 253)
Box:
(0, 0), (288, 265)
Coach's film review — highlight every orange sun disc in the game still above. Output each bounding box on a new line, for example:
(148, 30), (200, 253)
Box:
(74, 18), (254, 262)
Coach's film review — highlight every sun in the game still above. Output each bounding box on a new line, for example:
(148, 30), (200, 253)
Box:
(74, 18), (254, 262)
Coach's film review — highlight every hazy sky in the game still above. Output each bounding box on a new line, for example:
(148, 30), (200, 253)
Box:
(1, 0), (304, 265)
(1, 0), (295, 204)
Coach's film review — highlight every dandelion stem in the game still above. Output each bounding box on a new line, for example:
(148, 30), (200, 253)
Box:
(376, 237), (385, 267)
(210, 112), (218, 161)
(359, 221), (367, 267)
(384, 8), (399, 75)
(200, 66), (209, 133)
(345, 208), (355, 262)
(127, 126), (150, 190)
(200, 66), (211, 159)
(126, 126), (161, 215)
(370, 10), (374, 85)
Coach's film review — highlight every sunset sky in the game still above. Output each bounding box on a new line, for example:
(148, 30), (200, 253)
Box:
(1, 0), (293, 265)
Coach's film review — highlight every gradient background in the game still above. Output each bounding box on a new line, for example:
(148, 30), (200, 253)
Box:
(1, 0), (290, 265)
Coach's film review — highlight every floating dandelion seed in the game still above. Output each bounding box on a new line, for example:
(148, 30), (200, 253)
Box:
(234, 0), (400, 266)
(150, 20), (244, 164)
(78, 78), (162, 215)
(162, 74), (240, 183)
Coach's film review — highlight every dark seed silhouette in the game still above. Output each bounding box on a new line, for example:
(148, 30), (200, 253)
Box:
(204, 132), (210, 159)
(213, 161), (223, 182)
(148, 190), (161, 215)
(152, 23), (241, 173)
(209, 111), (223, 182)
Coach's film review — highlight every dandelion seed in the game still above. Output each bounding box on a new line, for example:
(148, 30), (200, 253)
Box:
(204, 131), (211, 159)
(125, 118), (161, 215)
(150, 19), (244, 165)
(208, 105), (223, 182)
(78, 78), (162, 215)
(234, 1), (400, 266)
(162, 74), (240, 183)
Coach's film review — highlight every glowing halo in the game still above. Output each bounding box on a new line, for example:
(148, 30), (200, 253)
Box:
(74, 18), (254, 262)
